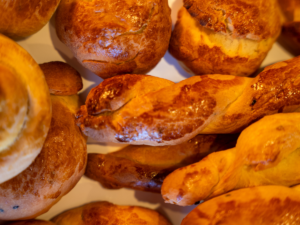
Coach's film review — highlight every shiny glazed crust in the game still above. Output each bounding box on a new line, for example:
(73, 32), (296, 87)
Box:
(169, 6), (281, 76)
(51, 201), (172, 225)
(181, 185), (300, 225)
(55, 0), (172, 79)
(0, 0), (60, 38)
(76, 56), (300, 146)
(0, 34), (51, 184)
(162, 113), (300, 206)
(0, 95), (87, 220)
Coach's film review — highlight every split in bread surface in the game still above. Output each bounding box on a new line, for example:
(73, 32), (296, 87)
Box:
(169, 0), (281, 76)
(0, 62), (87, 220)
(162, 113), (300, 206)
(0, 34), (51, 184)
(55, 0), (172, 79)
(51, 201), (172, 225)
(181, 185), (300, 225)
(0, 0), (60, 38)
(85, 134), (238, 192)
(76, 56), (300, 146)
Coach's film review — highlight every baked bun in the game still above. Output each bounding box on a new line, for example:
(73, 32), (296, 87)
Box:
(182, 185), (300, 225)
(169, 0), (281, 76)
(0, 34), (51, 184)
(0, 62), (87, 220)
(76, 57), (300, 146)
(0, 0), (60, 39)
(51, 201), (171, 225)
(55, 0), (172, 79)
(85, 134), (238, 193)
(162, 113), (300, 206)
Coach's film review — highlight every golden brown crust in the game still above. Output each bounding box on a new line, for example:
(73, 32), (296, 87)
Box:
(0, 95), (87, 220)
(85, 134), (238, 192)
(76, 56), (300, 146)
(86, 74), (174, 114)
(0, 0), (60, 38)
(55, 0), (172, 79)
(182, 185), (300, 225)
(162, 113), (300, 206)
(39, 62), (83, 96)
(184, 0), (281, 40)
(51, 201), (172, 225)
(169, 7), (280, 76)
(0, 34), (51, 184)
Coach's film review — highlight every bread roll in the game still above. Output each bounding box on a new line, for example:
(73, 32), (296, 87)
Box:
(85, 134), (238, 192)
(0, 0), (60, 39)
(55, 0), (172, 79)
(169, 0), (281, 76)
(181, 185), (300, 225)
(0, 62), (87, 220)
(76, 56), (300, 146)
(51, 202), (171, 225)
(0, 34), (51, 184)
(162, 113), (300, 206)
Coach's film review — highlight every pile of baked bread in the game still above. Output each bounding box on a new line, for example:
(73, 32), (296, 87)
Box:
(1, 0), (300, 224)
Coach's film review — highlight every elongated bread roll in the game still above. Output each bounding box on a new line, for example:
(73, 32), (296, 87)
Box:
(0, 34), (51, 184)
(85, 134), (238, 192)
(76, 56), (300, 146)
(181, 185), (300, 225)
(162, 113), (300, 206)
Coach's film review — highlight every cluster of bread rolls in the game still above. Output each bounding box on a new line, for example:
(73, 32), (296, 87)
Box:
(1, 0), (300, 224)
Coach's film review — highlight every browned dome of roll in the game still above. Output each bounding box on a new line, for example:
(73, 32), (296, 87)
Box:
(55, 0), (172, 79)
(0, 0), (60, 39)
(169, 0), (281, 76)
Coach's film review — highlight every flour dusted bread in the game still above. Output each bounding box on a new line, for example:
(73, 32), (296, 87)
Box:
(0, 62), (87, 220)
(0, 34), (51, 184)
(51, 202), (171, 225)
(169, 0), (281, 76)
(0, 0), (60, 39)
(55, 0), (172, 79)
(162, 113), (300, 206)
(76, 56), (300, 146)
(181, 185), (300, 225)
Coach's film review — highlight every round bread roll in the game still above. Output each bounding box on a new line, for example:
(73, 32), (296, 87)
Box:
(0, 62), (87, 221)
(55, 0), (172, 79)
(0, 34), (51, 184)
(0, 0), (60, 39)
(51, 201), (172, 225)
(169, 0), (281, 76)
